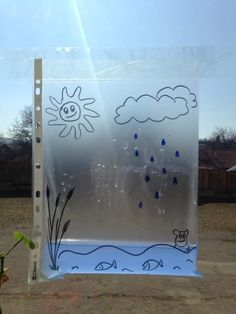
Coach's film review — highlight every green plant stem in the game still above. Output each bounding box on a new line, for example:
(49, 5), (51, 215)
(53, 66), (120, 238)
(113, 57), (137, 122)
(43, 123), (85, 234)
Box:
(5, 238), (23, 257)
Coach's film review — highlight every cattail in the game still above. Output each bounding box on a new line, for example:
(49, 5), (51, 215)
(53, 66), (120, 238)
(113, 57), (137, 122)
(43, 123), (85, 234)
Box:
(55, 193), (61, 208)
(66, 187), (75, 201)
(62, 220), (70, 234)
(46, 185), (50, 199)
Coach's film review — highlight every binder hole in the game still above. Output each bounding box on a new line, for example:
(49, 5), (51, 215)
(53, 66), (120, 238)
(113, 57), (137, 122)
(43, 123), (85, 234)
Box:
(35, 88), (41, 95)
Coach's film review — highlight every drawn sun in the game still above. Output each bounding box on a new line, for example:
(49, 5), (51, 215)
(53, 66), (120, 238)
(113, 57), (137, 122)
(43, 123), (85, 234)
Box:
(46, 86), (100, 139)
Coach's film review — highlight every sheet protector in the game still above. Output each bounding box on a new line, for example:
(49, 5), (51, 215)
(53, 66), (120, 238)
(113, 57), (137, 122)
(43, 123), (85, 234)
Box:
(29, 47), (206, 282)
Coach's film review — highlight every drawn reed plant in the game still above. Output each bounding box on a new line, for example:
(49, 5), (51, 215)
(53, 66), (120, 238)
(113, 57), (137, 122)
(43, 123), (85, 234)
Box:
(46, 185), (75, 270)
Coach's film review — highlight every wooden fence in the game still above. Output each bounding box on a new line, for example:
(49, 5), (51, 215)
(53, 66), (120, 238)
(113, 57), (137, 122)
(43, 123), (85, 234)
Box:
(0, 160), (32, 197)
(199, 168), (236, 198)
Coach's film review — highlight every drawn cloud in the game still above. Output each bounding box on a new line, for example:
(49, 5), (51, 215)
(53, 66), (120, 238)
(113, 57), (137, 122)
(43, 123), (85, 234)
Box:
(114, 85), (197, 125)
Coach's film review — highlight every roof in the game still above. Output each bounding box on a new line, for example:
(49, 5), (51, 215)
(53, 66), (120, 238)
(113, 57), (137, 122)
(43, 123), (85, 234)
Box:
(199, 144), (236, 169)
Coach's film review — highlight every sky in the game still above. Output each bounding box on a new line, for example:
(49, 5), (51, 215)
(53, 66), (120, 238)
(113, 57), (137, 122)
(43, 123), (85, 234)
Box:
(0, 0), (236, 138)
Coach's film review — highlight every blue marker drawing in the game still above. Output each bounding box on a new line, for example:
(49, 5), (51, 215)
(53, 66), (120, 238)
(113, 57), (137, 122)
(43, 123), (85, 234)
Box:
(173, 177), (178, 185)
(175, 150), (180, 157)
(138, 201), (143, 208)
(142, 259), (163, 271)
(145, 175), (151, 182)
(150, 156), (155, 162)
(161, 139), (166, 146)
(95, 260), (117, 271)
(162, 168), (167, 174)
(154, 191), (160, 199)
(173, 266), (181, 270)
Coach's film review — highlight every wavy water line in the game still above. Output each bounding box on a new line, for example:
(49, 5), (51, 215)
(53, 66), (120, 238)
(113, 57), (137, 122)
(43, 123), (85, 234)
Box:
(58, 243), (197, 259)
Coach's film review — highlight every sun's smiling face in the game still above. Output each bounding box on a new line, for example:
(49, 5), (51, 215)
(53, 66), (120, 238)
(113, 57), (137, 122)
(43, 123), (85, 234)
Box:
(59, 101), (81, 122)
(46, 86), (100, 139)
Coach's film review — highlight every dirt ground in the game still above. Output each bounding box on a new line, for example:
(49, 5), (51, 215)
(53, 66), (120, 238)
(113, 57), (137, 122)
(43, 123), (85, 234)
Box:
(0, 198), (236, 314)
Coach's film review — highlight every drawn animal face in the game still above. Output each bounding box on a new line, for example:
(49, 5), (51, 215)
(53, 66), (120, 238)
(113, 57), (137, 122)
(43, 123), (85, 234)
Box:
(59, 102), (81, 122)
(173, 229), (189, 247)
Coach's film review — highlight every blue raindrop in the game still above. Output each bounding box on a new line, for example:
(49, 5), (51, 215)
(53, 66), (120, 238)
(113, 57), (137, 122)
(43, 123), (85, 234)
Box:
(173, 177), (178, 185)
(145, 175), (151, 182)
(150, 156), (155, 162)
(161, 139), (166, 146)
(138, 201), (143, 208)
(154, 191), (160, 199)
(175, 150), (180, 157)
(135, 149), (139, 157)
(162, 168), (167, 174)
(134, 133), (138, 139)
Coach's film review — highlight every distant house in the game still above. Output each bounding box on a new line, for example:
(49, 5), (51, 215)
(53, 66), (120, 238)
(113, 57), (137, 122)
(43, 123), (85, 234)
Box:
(199, 141), (236, 170)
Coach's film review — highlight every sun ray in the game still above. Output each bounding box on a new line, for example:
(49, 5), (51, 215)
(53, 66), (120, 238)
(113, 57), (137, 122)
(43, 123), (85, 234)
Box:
(80, 118), (94, 133)
(49, 96), (60, 109)
(83, 108), (100, 118)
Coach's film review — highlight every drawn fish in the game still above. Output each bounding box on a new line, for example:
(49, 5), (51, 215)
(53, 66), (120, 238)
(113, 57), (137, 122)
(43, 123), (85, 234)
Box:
(142, 259), (163, 271)
(95, 260), (117, 271)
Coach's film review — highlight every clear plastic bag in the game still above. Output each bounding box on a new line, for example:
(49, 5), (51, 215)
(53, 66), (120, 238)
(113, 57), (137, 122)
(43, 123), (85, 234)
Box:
(29, 47), (207, 282)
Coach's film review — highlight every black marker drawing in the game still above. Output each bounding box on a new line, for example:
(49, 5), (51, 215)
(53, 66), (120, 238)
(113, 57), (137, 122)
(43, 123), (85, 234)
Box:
(46, 185), (75, 270)
(122, 268), (134, 272)
(58, 243), (197, 274)
(173, 229), (190, 251)
(59, 243), (196, 259)
(72, 266), (79, 270)
(46, 86), (100, 139)
(114, 85), (197, 125)
(173, 266), (181, 270)
(186, 259), (194, 264)
(142, 259), (163, 271)
(95, 260), (117, 271)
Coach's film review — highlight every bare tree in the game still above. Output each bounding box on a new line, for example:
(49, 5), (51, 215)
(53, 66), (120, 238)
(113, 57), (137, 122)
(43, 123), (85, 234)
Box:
(210, 127), (236, 145)
(199, 126), (236, 169)
(9, 105), (32, 144)
(9, 105), (32, 159)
